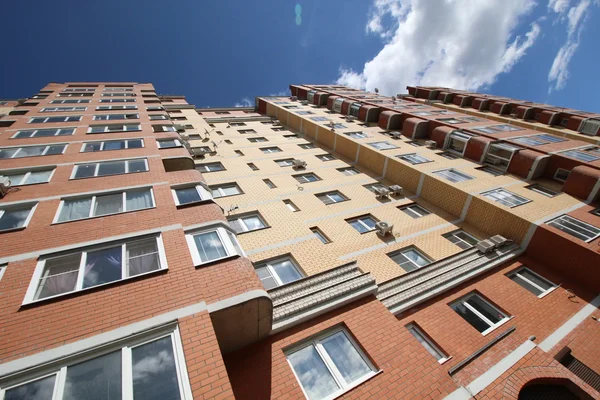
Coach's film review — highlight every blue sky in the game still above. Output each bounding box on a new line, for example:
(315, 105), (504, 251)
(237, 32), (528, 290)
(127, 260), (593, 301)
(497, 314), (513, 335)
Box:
(2, 0), (599, 112)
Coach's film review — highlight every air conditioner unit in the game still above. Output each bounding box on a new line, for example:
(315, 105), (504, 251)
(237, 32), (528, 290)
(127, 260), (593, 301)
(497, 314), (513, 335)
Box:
(388, 185), (403, 196)
(390, 131), (402, 139)
(375, 221), (394, 237)
(425, 140), (437, 149)
(374, 187), (391, 199)
(191, 148), (207, 158)
(175, 124), (185, 132)
(301, 100), (309, 105)
(292, 159), (307, 169)
(272, 119), (281, 125)
(490, 235), (511, 247)
(0, 176), (11, 198)
(290, 96), (298, 101)
(475, 239), (495, 254)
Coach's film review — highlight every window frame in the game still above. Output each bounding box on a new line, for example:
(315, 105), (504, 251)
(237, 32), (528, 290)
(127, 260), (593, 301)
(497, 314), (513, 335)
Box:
(196, 162), (225, 173)
(316, 154), (336, 161)
(293, 173), (321, 183)
(228, 212), (269, 234)
(23, 234), (168, 304)
(450, 293), (510, 335)
(283, 199), (299, 212)
(547, 214), (600, 242)
(156, 139), (183, 149)
(337, 167), (360, 176)
(86, 124), (141, 134)
(554, 168), (570, 182)
(275, 158), (295, 167)
(347, 215), (377, 234)
(527, 184), (559, 197)
(71, 158), (149, 179)
(40, 106), (87, 113)
(92, 113), (140, 121)
(398, 153), (432, 164)
(507, 266), (558, 298)
(95, 105), (138, 111)
(388, 247), (432, 272)
(12, 128), (76, 139)
(80, 138), (144, 153)
(54, 188), (156, 223)
(406, 323), (449, 364)
(260, 146), (282, 154)
(0, 144), (68, 159)
(171, 184), (213, 206)
(285, 327), (377, 400)
(210, 183), (243, 198)
(311, 227), (331, 244)
(0, 203), (38, 233)
(443, 230), (479, 249)
(28, 116), (82, 124)
(482, 188), (531, 208)
(316, 191), (349, 205)
(399, 204), (430, 218)
(185, 226), (244, 267)
(433, 168), (474, 183)
(368, 141), (398, 151)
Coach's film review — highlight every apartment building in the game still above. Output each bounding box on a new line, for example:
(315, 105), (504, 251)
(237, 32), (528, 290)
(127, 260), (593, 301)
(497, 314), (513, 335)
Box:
(0, 82), (599, 400)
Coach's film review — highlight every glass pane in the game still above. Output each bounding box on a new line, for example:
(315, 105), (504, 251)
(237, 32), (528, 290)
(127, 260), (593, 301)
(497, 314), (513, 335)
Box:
(511, 274), (543, 296)
(132, 336), (181, 400)
(241, 216), (264, 231)
(83, 246), (122, 289)
(63, 351), (121, 400)
(97, 161), (126, 176)
(74, 164), (97, 179)
(408, 327), (444, 361)
(271, 259), (302, 285)
(451, 302), (490, 333)
(220, 186), (240, 196)
(466, 296), (504, 325)
(0, 208), (31, 230)
(287, 345), (339, 400)
(403, 250), (429, 267)
(0, 148), (18, 159)
(455, 231), (477, 246)
(36, 129), (58, 137)
(350, 220), (368, 233)
(17, 146), (45, 157)
(59, 198), (92, 222)
(228, 219), (243, 234)
(45, 145), (65, 155)
(6, 173), (27, 185)
(518, 269), (552, 291)
(83, 143), (102, 152)
(103, 141), (125, 151)
(194, 231), (227, 262)
(321, 331), (371, 384)
(36, 254), (81, 299)
(330, 193), (345, 202)
(176, 187), (201, 204)
(94, 193), (124, 216)
(255, 266), (277, 289)
(361, 217), (376, 230)
(128, 139), (143, 148)
(126, 190), (153, 211)
(4, 375), (56, 400)
(128, 159), (147, 173)
(127, 238), (160, 276)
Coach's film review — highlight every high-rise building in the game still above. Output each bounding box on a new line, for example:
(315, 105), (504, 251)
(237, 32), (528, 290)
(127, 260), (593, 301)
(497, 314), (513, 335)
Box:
(0, 82), (599, 399)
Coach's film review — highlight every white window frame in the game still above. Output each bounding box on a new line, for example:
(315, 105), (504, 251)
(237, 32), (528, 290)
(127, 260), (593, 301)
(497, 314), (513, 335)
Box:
(171, 184), (212, 206)
(0, 144), (68, 159)
(1, 167), (56, 186)
(285, 327), (377, 400)
(388, 247), (432, 272)
(228, 213), (268, 233)
(560, 149), (600, 162)
(294, 173), (320, 183)
(338, 167), (360, 176)
(0, 264), (6, 282)
(0, 203), (38, 232)
(210, 183), (242, 198)
(445, 131), (472, 156)
(50, 99), (90, 104)
(261, 146), (282, 154)
(399, 153), (431, 164)
(400, 204), (430, 218)
(554, 168), (570, 182)
(254, 256), (303, 289)
(87, 124), (141, 134)
(92, 113), (139, 121)
(53, 188), (156, 223)
(103, 87), (134, 92)
(11, 128), (76, 139)
(28, 116), (82, 123)
(444, 230), (478, 249)
(0, 324), (193, 400)
(482, 188), (531, 208)
(507, 267), (557, 298)
(451, 293), (510, 335)
(23, 234), (168, 304)
(527, 184), (559, 197)
(433, 168), (474, 183)
(311, 227), (331, 244)
(348, 215), (377, 233)
(102, 92), (136, 97)
(275, 158), (295, 167)
(98, 99), (136, 103)
(71, 158), (149, 179)
(153, 125), (177, 133)
(95, 105), (138, 111)
(547, 214), (600, 242)
(299, 143), (316, 149)
(317, 191), (348, 204)
(62, 87), (96, 92)
(80, 138), (145, 152)
(345, 132), (368, 139)
(406, 324), (449, 364)
(364, 183), (388, 193)
(40, 107), (87, 112)
(185, 226), (244, 266)
(368, 141), (398, 150)
(196, 162), (225, 173)
(248, 137), (268, 143)
(156, 139), (183, 149)
(284, 199), (299, 212)
(317, 154), (336, 161)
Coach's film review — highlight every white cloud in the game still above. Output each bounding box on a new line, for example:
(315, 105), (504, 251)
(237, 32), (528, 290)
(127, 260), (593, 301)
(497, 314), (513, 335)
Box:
(234, 97), (254, 107)
(547, 0), (593, 92)
(336, 0), (540, 95)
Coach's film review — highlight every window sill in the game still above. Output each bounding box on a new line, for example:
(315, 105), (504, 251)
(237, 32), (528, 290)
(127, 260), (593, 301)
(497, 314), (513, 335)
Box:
(86, 129), (142, 134)
(70, 170), (148, 180)
(538, 285), (560, 299)
(439, 356), (453, 365)
(482, 316), (513, 336)
(175, 199), (215, 209)
(0, 226), (27, 234)
(235, 226), (271, 235)
(330, 370), (383, 400)
(194, 254), (240, 269)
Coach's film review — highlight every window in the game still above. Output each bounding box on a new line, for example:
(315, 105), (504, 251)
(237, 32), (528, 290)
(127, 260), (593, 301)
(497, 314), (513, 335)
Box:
(294, 173), (321, 183)
(0, 144), (67, 159)
(148, 114), (168, 120)
(406, 324), (449, 363)
(437, 151), (458, 160)
(248, 137), (268, 143)
(263, 179), (276, 188)
(286, 328), (376, 400)
(41, 106), (87, 112)
(296, 111), (314, 115)
(29, 115), (82, 123)
(438, 118), (464, 124)
(56, 188), (154, 223)
(536, 134), (566, 143)
(99, 99), (136, 103)
(554, 168), (570, 182)
(512, 137), (546, 146)
(388, 247), (431, 272)
(82, 138), (143, 152)
(368, 141), (398, 150)
(152, 124), (177, 133)
(347, 215), (377, 233)
(186, 227), (243, 266)
(50, 99), (90, 104)
(63, 87), (96, 92)
(103, 87), (134, 91)
(196, 162), (225, 173)
(477, 166), (504, 176)
(0, 264), (5, 282)
(560, 149), (600, 162)
(284, 134), (299, 139)
(473, 124), (522, 134)
(311, 227), (331, 244)
(228, 213), (268, 233)
(255, 257), (303, 289)
(146, 106), (164, 111)
(527, 184), (559, 197)
(547, 215), (600, 242)
(0, 327), (191, 399)
(364, 183), (388, 193)
(211, 183), (242, 198)
(338, 167), (360, 176)
(451, 293), (510, 334)
(482, 188), (530, 207)
(93, 113), (139, 121)
(299, 143), (316, 149)
(507, 267), (556, 297)
(399, 153), (431, 164)
(433, 169), (473, 183)
(484, 143), (520, 171)
(224, 140), (233, 144)
(284, 199), (299, 211)
(400, 204), (430, 218)
(26, 235), (166, 301)
(238, 129), (256, 134)
(345, 131), (369, 139)
(316, 191), (348, 205)
(261, 146), (282, 154)
(96, 105), (138, 111)
(2, 168), (55, 186)
(172, 184), (212, 206)
(12, 128), (75, 138)
(157, 139), (183, 149)
(72, 159), (148, 179)
(0, 204), (37, 232)
(444, 230), (478, 249)
(247, 162), (259, 171)
(102, 92), (135, 97)
(87, 124), (141, 133)
(230, 122), (246, 127)
(57, 93), (91, 97)
(310, 116), (329, 122)
(445, 131), (472, 155)
(275, 158), (295, 167)
(316, 154), (335, 161)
